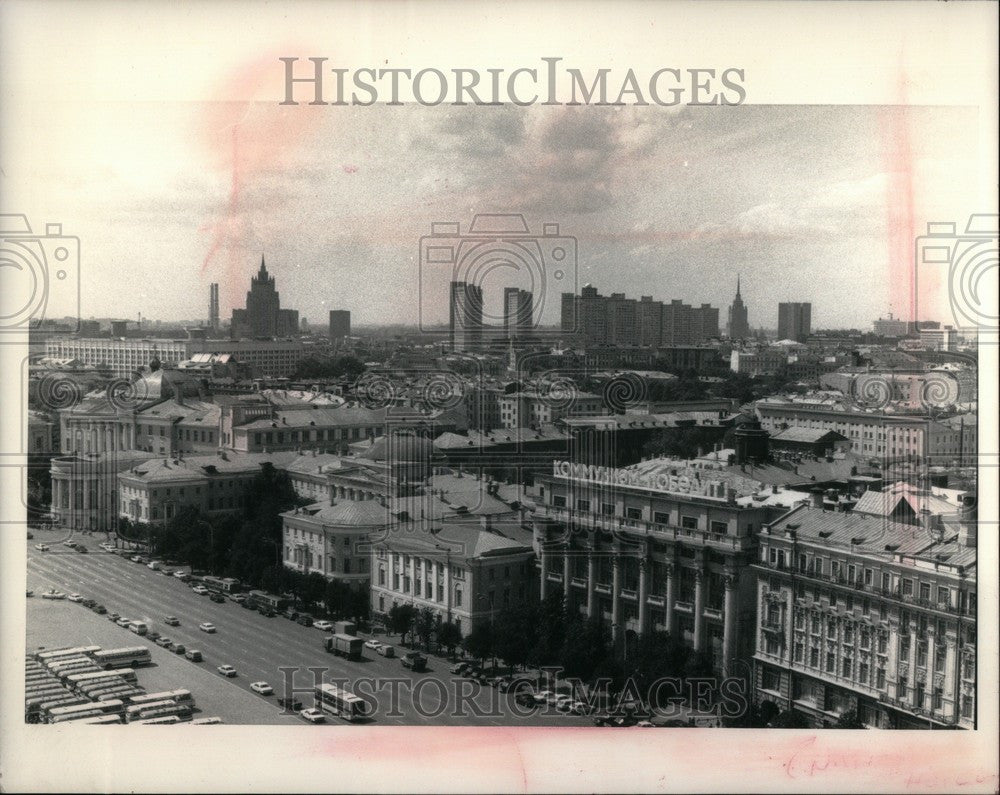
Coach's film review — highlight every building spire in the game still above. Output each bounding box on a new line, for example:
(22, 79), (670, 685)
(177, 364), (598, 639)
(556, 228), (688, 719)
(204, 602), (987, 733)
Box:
(258, 254), (267, 278)
(736, 273), (741, 298)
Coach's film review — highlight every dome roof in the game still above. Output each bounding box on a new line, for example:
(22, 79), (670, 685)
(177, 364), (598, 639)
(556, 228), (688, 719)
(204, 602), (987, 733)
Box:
(361, 431), (436, 463)
(312, 499), (389, 527)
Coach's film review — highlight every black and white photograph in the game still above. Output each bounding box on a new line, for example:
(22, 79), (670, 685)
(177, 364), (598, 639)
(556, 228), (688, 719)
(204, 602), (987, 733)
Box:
(1, 1), (996, 792)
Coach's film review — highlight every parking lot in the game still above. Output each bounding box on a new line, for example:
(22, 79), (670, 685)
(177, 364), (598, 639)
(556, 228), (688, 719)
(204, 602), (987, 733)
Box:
(26, 529), (592, 726)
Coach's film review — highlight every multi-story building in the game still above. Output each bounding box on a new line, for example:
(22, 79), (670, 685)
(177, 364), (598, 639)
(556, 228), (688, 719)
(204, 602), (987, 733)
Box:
(636, 296), (663, 347)
(230, 257), (299, 338)
(329, 310), (351, 340)
(728, 276), (751, 339)
(730, 346), (789, 376)
(503, 288), (533, 339)
(919, 326), (958, 352)
(117, 450), (298, 524)
(873, 314), (908, 338)
(606, 293), (638, 346)
(450, 281), (484, 352)
(370, 515), (537, 636)
(756, 401), (968, 463)
(223, 403), (387, 454)
(662, 300), (719, 345)
(752, 495), (977, 728)
(44, 336), (309, 378)
(498, 389), (605, 429)
(50, 450), (157, 531)
(778, 302), (812, 342)
(530, 456), (789, 676)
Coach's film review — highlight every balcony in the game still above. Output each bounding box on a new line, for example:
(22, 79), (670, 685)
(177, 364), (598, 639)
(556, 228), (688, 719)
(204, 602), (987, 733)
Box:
(703, 606), (723, 621)
(620, 588), (637, 601)
(762, 620), (784, 635)
(546, 572), (563, 584)
(674, 600), (693, 614)
(647, 594), (665, 607)
(595, 583), (611, 595)
(570, 576), (587, 588)
(536, 505), (750, 553)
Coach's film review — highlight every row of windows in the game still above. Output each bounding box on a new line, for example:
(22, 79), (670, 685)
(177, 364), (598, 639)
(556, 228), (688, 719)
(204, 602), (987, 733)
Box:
(251, 426), (376, 445)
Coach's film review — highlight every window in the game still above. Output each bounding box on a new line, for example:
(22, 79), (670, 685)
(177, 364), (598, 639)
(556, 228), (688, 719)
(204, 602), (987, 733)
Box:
(680, 515), (697, 529)
(794, 642), (804, 663)
(575, 499), (591, 512)
(876, 668), (886, 689)
(902, 578), (913, 597)
(552, 495), (566, 508)
(858, 661), (868, 684)
(710, 520), (727, 535)
(937, 586), (950, 607)
(626, 507), (642, 520)
(762, 668), (781, 692)
(826, 652), (836, 673)
(454, 587), (463, 608)
(378, 568), (385, 586)
(919, 582), (931, 601)
(653, 510), (669, 524)
(842, 656), (852, 677)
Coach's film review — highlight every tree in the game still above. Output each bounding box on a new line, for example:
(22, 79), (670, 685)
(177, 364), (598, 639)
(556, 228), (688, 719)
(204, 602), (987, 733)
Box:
(560, 613), (614, 683)
(834, 709), (866, 729)
(387, 604), (417, 644)
(462, 622), (493, 667)
(436, 621), (462, 660)
(772, 709), (811, 729)
(415, 608), (437, 651)
(492, 604), (536, 672)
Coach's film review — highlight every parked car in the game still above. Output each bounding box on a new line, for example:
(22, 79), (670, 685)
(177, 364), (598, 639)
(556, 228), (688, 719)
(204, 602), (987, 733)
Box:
(107, 612), (121, 622)
(81, 598), (96, 608)
(163, 616), (180, 626)
(296, 614), (314, 627)
(26, 589), (33, 598)
(450, 662), (470, 675)
(146, 630), (161, 642)
(209, 593), (225, 603)
(67, 593), (83, 602)
(192, 585), (209, 595)
(42, 589), (67, 600)
(92, 604), (107, 614)
(75, 545), (87, 553)
(228, 593), (247, 603)
(250, 681), (274, 696)
(173, 571), (190, 581)
(277, 697), (302, 712)
(63, 540), (76, 547)
(217, 664), (237, 677)
(116, 616), (132, 627)
(34, 544), (50, 552)
(258, 608), (276, 618)
(299, 708), (325, 724)
(155, 636), (172, 647)
(377, 644), (395, 658)
(170, 643), (186, 655)
(283, 610), (299, 621)
(313, 620), (334, 632)
(185, 649), (203, 662)
(159, 567), (173, 576)
(364, 639), (383, 650)
(199, 622), (217, 633)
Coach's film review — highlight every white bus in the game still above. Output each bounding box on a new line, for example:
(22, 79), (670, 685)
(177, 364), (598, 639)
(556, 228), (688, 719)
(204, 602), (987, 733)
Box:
(93, 686), (143, 701)
(191, 716), (223, 724)
(35, 646), (102, 665)
(126, 703), (191, 723)
(66, 714), (123, 725)
(50, 660), (100, 677)
(46, 699), (125, 724)
(129, 689), (194, 708)
(313, 683), (369, 723)
(90, 647), (152, 669)
(134, 715), (181, 724)
(66, 668), (138, 688)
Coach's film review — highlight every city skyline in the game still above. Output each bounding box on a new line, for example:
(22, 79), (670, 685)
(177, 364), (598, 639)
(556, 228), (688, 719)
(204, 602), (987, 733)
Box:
(11, 104), (978, 332)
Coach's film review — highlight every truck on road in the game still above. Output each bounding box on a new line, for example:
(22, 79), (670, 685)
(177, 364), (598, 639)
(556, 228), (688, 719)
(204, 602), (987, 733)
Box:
(324, 633), (363, 661)
(334, 620), (356, 636)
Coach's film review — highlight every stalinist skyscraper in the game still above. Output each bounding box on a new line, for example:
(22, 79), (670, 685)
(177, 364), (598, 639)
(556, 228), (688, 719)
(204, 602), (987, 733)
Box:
(727, 275), (750, 339)
(230, 256), (300, 339)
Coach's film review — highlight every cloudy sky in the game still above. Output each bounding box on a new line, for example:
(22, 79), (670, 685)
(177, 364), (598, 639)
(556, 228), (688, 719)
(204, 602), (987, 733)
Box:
(2, 3), (988, 334)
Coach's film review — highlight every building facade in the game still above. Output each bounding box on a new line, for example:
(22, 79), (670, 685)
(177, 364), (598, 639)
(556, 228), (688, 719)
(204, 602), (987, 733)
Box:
(530, 457), (787, 676)
(230, 257), (299, 338)
(728, 276), (751, 339)
(752, 498), (977, 728)
(450, 281), (484, 352)
(329, 310), (351, 340)
(778, 302), (812, 342)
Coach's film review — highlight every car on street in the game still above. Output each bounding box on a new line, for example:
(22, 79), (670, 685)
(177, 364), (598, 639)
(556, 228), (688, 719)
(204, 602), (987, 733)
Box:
(146, 630), (161, 642)
(228, 593), (247, 603)
(163, 616), (180, 626)
(130, 555), (142, 563)
(191, 585), (209, 595)
(258, 608), (276, 618)
(81, 598), (96, 608)
(296, 614), (314, 627)
(107, 612), (121, 622)
(209, 592), (225, 603)
(199, 622), (217, 633)
(450, 662), (470, 675)
(26, 590), (33, 598)
(160, 567), (173, 576)
(313, 620), (334, 632)
(34, 544), (50, 552)
(173, 571), (191, 581)
(299, 708), (325, 723)
(115, 616), (131, 627)
(283, 610), (299, 621)
(250, 681), (274, 696)
(400, 651), (427, 671)
(170, 643), (186, 655)
(364, 639), (383, 650)
(42, 589), (67, 600)
(277, 697), (302, 712)
(99, 543), (115, 552)
(217, 664), (237, 677)
(63, 540), (76, 547)
(377, 644), (395, 658)
(185, 649), (203, 662)
(75, 545), (87, 553)
(67, 593), (83, 602)
(533, 690), (556, 705)
(155, 636), (172, 647)
(92, 604), (107, 614)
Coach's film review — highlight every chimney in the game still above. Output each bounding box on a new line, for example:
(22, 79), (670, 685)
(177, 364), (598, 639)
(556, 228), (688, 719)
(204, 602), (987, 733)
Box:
(810, 489), (823, 509)
(958, 493), (977, 547)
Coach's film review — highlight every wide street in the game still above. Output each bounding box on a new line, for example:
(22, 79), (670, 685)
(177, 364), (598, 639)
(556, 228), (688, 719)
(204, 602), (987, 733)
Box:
(26, 529), (591, 726)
